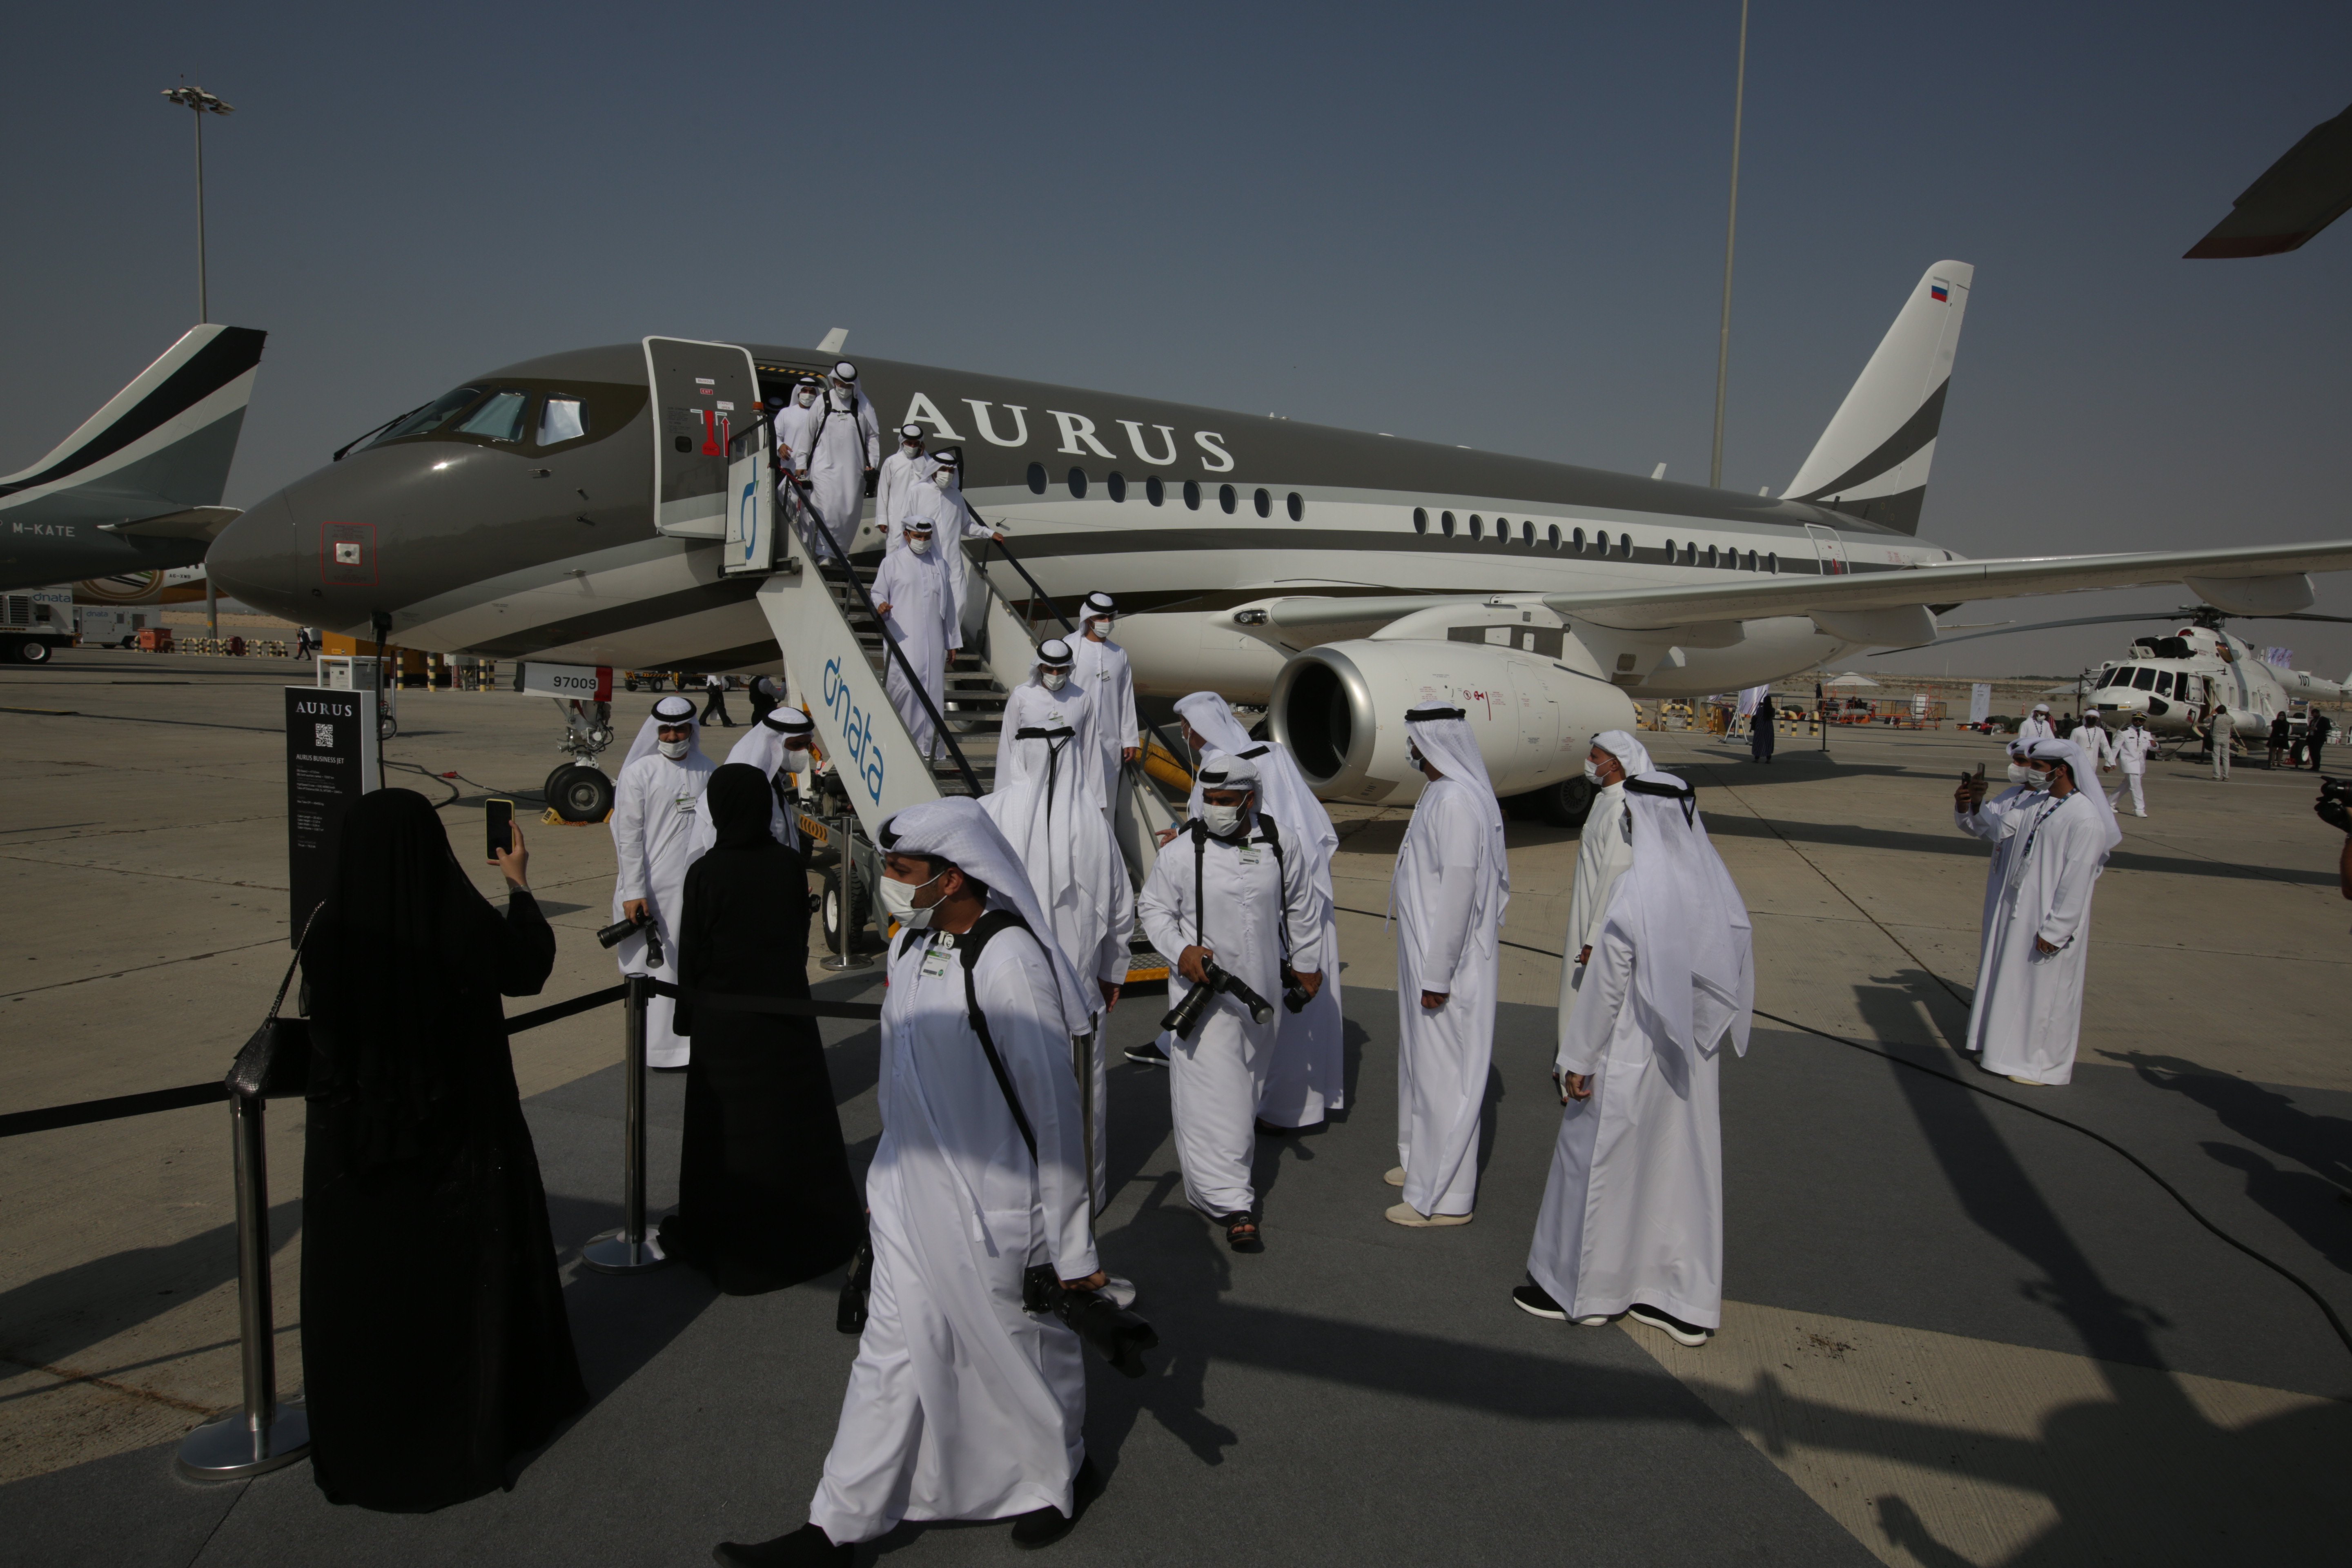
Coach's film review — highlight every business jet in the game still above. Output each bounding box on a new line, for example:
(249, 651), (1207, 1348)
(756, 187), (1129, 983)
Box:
(0, 324), (266, 594)
(205, 262), (2352, 815)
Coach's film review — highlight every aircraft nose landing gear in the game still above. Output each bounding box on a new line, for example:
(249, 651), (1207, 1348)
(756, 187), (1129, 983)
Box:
(545, 697), (618, 822)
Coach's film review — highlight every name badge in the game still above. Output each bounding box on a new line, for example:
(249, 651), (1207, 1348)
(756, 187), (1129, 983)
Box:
(674, 795), (698, 815)
(919, 940), (953, 979)
(1238, 845), (1263, 866)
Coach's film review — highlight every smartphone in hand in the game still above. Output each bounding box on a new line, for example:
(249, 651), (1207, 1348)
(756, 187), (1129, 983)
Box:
(486, 798), (516, 862)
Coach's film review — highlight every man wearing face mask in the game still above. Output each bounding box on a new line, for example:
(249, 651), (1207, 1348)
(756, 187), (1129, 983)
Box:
(1388, 705), (1510, 1227)
(983, 638), (1132, 1208)
(1556, 731), (1649, 1086)
(871, 516), (956, 761)
(715, 800), (1106, 1565)
(1069, 592), (1140, 803)
(726, 704), (816, 852)
(1136, 755), (1325, 1254)
(799, 361), (881, 559)
(773, 377), (823, 517)
(902, 449), (1006, 650)
(875, 423), (931, 553)
(2108, 712), (2155, 817)
(1954, 736), (2119, 1085)
(2006, 704), (2057, 786)
(610, 695), (717, 1070)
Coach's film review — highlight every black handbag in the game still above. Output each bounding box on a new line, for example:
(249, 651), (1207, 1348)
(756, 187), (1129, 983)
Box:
(224, 914), (317, 1100)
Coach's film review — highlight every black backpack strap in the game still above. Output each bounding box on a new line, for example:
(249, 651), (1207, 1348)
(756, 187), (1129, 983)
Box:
(1254, 816), (1295, 962)
(956, 909), (1039, 1163)
(1190, 819), (1207, 949)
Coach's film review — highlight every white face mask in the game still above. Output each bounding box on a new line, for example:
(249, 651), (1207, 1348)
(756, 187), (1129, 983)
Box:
(1041, 669), (1069, 691)
(1087, 616), (1111, 638)
(657, 736), (689, 760)
(2020, 767), (2052, 793)
(795, 388), (815, 406)
(1200, 802), (1245, 837)
(931, 468), (953, 488)
(1408, 742), (1428, 772)
(901, 441), (922, 457)
(879, 870), (945, 929)
(831, 386), (852, 408)
(908, 535), (933, 555)
(1582, 757), (1603, 783)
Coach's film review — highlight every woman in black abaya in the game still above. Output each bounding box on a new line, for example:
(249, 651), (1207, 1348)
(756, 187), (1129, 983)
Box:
(658, 763), (864, 1294)
(300, 788), (586, 1511)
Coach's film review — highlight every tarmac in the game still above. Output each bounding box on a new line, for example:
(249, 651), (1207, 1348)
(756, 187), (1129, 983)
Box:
(3, 648), (2349, 1565)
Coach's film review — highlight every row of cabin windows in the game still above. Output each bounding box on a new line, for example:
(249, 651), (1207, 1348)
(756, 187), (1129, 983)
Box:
(1410, 507), (1779, 572)
(1026, 463), (1304, 521)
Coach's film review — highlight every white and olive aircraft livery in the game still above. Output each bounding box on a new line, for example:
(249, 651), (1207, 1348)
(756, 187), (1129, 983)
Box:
(207, 262), (2352, 813)
(0, 324), (266, 593)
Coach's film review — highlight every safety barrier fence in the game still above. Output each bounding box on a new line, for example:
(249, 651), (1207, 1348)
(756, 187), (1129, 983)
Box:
(0, 978), (882, 1483)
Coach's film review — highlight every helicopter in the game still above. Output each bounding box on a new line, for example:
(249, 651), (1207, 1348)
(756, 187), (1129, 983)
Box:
(1909, 605), (2352, 739)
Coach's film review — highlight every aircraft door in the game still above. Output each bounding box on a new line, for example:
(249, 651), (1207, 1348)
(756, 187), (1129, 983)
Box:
(644, 337), (762, 538)
(1804, 523), (1848, 576)
(722, 414), (777, 575)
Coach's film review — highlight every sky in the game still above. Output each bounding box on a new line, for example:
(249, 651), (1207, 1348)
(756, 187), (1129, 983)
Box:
(4, 1), (2348, 679)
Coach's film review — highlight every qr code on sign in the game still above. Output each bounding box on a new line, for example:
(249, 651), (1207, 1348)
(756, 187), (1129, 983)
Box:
(314, 723), (336, 747)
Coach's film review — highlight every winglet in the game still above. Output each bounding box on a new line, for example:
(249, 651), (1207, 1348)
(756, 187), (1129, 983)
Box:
(815, 327), (849, 356)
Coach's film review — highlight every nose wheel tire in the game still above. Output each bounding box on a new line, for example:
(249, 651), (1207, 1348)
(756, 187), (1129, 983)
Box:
(546, 763), (615, 823)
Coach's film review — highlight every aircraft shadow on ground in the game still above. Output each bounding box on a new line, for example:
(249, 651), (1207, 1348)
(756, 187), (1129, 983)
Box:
(2104, 1050), (2352, 1275)
(1689, 977), (2352, 1563)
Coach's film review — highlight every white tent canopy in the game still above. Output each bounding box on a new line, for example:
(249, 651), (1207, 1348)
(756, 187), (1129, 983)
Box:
(1821, 672), (1881, 689)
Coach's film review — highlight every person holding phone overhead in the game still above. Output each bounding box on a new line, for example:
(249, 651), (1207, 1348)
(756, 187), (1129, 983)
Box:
(299, 789), (585, 1510)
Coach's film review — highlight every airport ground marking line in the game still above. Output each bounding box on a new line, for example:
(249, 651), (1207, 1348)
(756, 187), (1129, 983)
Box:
(0, 850), (287, 893)
(1, 936), (286, 1002)
(0, 812), (282, 847)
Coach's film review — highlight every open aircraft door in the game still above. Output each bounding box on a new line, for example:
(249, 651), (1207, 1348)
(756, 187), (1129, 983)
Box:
(645, 337), (762, 539)
(1804, 523), (1849, 576)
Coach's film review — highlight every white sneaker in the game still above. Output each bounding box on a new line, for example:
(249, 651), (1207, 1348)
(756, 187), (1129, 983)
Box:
(1383, 1166), (1406, 1188)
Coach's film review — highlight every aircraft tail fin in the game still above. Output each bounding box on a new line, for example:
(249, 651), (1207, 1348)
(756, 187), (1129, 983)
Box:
(0, 325), (267, 509)
(1784, 262), (1972, 535)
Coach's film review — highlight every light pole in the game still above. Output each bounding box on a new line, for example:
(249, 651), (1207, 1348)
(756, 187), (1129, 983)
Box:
(1708, 0), (1750, 490)
(160, 84), (234, 324)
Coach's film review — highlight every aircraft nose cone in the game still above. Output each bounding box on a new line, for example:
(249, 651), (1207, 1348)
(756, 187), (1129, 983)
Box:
(207, 490), (311, 624)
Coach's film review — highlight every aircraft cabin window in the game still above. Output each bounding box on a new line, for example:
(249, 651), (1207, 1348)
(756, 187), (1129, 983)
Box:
(536, 395), (587, 446)
(1573, 527), (1587, 552)
(1219, 483), (1238, 514)
(1441, 510), (1456, 537)
(1548, 524), (1561, 550)
(1107, 471), (1127, 503)
(1523, 520), (1535, 546)
(375, 385), (486, 445)
(457, 390), (528, 442)
(1592, 529), (1607, 553)
(1704, 545), (1718, 568)
(2156, 670), (2176, 696)
(2132, 667), (2158, 690)
(1027, 462), (1048, 494)
(1664, 537), (1675, 561)
(1254, 487), (1271, 518)
(1766, 551), (1778, 573)
(1620, 534), (1635, 558)
(1414, 507), (1428, 534)
(1146, 475), (1165, 506)
(1287, 492), (1303, 521)
(1067, 467), (1089, 499)
(1469, 515), (1483, 540)
(1184, 479), (1202, 510)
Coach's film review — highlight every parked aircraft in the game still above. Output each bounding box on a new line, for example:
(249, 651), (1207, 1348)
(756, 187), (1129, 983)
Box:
(205, 263), (2352, 814)
(0, 325), (265, 593)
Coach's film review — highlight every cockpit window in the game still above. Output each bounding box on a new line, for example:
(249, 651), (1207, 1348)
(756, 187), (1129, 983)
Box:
(537, 395), (588, 446)
(2155, 670), (2176, 697)
(2132, 667), (2158, 690)
(456, 390), (528, 442)
(369, 386), (484, 446)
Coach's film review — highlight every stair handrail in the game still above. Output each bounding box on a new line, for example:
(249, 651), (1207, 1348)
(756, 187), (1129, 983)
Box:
(789, 477), (985, 798)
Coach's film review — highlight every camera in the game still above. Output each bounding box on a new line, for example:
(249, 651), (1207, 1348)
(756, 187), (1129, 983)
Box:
(594, 907), (664, 968)
(1022, 1265), (1157, 1378)
(2316, 776), (2352, 834)
(1159, 958), (1274, 1039)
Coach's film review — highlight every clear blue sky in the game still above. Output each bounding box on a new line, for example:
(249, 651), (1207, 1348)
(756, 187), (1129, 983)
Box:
(5, 2), (2347, 678)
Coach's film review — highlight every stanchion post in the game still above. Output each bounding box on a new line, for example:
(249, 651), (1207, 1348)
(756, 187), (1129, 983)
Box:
(583, 975), (668, 1274)
(1074, 1028), (1100, 1219)
(176, 1091), (311, 1479)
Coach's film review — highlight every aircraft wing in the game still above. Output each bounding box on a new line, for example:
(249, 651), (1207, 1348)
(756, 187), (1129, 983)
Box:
(1254, 539), (2352, 637)
(96, 506), (243, 541)
(2185, 101), (2352, 259)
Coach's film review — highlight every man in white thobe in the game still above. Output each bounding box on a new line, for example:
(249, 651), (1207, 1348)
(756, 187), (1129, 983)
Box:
(2207, 703), (2234, 780)
(1516, 768), (1753, 1348)
(610, 695), (717, 1070)
(799, 361), (880, 559)
(1136, 755), (1323, 1253)
(871, 515), (955, 761)
(875, 423), (932, 553)
(2008, 703), (2058, 784)
(772, 377), (823, 532)
(714, 800), (1105, 1565)
(1069, 593), (1140, 803)
(1388, 704), (1510, 1227)
(1954, 737), (2118, 1086)
(1556, 729), (1652, 1082)
(2109, 713), (2154, 817)
(902, 449), (1006, 650)
(982, 637), (1134, 1208)
(724, 704), (813, 851)
(1174, 690), (1346, 1131)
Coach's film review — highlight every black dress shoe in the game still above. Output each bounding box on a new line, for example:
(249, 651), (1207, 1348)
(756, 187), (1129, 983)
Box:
(1010, 1458), (1104, 1549)
(712, 1523), (852, 1566)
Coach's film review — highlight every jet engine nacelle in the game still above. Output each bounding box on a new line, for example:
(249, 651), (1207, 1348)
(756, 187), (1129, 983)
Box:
(1270, 637), (1638, 805)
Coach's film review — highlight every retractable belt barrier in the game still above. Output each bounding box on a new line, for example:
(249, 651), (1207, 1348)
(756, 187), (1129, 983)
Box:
(0, 976), (887, 1485)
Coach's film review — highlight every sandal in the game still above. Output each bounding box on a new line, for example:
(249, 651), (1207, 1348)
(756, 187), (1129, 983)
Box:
(1221, 1212), (1264, 1254)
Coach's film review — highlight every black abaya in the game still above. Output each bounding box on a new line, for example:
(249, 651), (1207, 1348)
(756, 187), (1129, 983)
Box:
(299, 790), (586, 1512)
(658, 764), (864, 1294)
